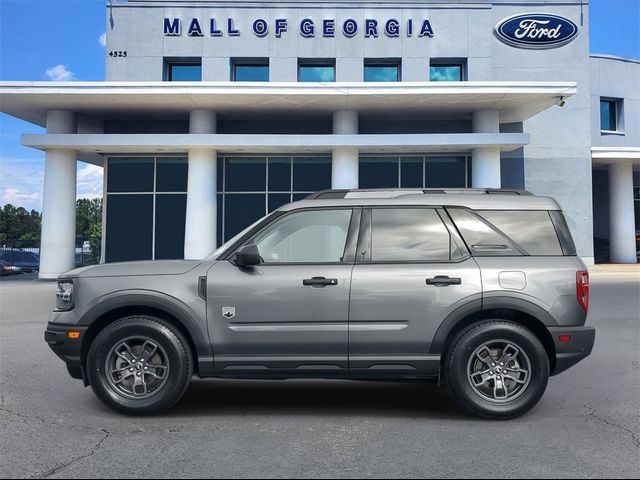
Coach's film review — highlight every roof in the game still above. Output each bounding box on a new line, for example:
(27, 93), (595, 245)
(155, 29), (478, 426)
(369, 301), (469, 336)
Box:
(0, 81), (577, 126)
(278, 189), (562, 211)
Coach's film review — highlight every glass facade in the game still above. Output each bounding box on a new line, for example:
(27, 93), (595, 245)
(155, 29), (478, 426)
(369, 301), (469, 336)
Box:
(298, 61), (336, 82)
(105, 157), (188, 262)
(217, 155), (332, 243)
(359, 155), (471, 189)
(430, 63), (464, 81)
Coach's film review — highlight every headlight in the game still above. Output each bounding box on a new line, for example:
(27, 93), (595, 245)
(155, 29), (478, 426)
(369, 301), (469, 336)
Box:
(56, 280), (74, 310)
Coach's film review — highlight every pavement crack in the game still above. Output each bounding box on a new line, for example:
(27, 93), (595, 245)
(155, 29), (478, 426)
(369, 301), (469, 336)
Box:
(585, 405), (640, 449)
(32, 428), (111, 479)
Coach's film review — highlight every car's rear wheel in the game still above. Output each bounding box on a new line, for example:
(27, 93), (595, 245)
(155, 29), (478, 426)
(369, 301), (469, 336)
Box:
(87, 316), (193, 415)
(445, 320), (549, 420)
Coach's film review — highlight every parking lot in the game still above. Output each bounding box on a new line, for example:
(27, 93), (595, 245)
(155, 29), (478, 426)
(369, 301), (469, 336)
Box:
(1, 269), (639, 479)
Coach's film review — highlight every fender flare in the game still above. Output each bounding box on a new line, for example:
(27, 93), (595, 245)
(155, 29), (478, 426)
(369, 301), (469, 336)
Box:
(78, 290), (212, 359)
(429, 295), (557, 355)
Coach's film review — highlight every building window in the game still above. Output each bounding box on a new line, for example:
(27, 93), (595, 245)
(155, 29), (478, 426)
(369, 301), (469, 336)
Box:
(364, 59), (400, 82)
(600, 98), (623, 132)
(218, 155), (332, 242)
(359, 155), (471, 189)
(165, 59), (202, 81)
(298, 59), (336, 82)
(105, 157), (188, 262)
(430, 59), (466, 81)
(232, 59), (269, 81)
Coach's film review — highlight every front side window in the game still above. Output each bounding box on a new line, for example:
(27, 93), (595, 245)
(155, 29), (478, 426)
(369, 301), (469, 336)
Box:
(298, 60), (336, 82)
(370, 209), (452, 262)
(252, 209), (352, 263)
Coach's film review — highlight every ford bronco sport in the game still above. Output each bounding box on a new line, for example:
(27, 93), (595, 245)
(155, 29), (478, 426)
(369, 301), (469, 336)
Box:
(45, 189), (595, 419)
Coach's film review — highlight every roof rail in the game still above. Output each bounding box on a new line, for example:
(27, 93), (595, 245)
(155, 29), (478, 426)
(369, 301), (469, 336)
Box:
(306, 188), (533, 200)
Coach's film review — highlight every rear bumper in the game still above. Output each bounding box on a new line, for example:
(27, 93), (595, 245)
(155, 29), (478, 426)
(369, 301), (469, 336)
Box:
(548, 326), (596, 375)
(44, 323), (88, 383)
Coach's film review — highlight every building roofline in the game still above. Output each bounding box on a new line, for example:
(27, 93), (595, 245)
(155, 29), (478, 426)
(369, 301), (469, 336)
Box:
(590, 53), (640, 65)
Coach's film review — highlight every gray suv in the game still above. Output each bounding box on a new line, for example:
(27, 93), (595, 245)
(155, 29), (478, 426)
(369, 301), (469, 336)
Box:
(45, 189), (595, 419)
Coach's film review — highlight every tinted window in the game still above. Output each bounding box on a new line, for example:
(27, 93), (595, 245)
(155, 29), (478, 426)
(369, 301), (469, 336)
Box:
(268, 194), (291, 212)
(155, 194), (187, 259)
(106, 194), (153, 262)
(253, 209), (352, 263)
(225, 157), (266, 192)
(549, 211), (577, 256)
(371, 209), (451, 262)
(600, 99), (617, 131)
(234, 64), (269, 82)
(430, 64), (463, 81)
(224, 194), (266, 239)
(268, 157), (291, 191)
(168, 63), (202, 81)
(298, 63), (335, 82)
(156, 158), (188, 192)
(478, 210), (563, 256)
(293, 157), (331, 191)
(400, 157), (423, 188)
(447, 208), (520, 256)
(425, 157), (467, 188)
(364, 64), (399, 82)
(107, 158), (154, 193)
(360, 157), (399, 188)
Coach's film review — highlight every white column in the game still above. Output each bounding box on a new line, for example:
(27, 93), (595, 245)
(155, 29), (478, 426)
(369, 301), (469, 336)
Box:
(184, 110), (217, 259)
(609, 161), (637, 264)
(332, 111), (359, 189)
(471, 110), (501, 188)
(40, 110), (77, 279)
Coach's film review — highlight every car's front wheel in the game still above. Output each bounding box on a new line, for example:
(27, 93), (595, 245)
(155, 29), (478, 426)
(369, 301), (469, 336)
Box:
(86, 316), (193, 415)
(445, 320), (549, 420)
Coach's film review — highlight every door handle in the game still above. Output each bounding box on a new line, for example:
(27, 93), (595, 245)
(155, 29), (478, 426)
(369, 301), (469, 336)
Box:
(426, 275), (462, 287)
(303, 277), (338, 287)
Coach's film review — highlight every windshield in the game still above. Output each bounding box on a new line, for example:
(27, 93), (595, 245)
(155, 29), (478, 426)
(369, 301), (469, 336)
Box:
(206, 212), (278, 260)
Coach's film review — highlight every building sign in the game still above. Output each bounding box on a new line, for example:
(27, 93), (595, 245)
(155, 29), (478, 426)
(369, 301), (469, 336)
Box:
(494, 13), (578, 49)
(163, 17), (434, 38)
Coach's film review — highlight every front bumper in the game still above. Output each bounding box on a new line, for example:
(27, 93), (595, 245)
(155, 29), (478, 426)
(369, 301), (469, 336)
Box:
(548, 326), (596, 375)
(44, 323), (88, 383)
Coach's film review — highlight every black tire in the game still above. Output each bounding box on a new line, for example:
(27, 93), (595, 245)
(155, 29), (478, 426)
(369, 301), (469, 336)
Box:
(445, 320), (549, 420)
(86, 315), (193, 416)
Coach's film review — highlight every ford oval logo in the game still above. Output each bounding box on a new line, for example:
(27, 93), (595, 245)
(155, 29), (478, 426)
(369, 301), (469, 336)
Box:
(494, 13), (579, 49)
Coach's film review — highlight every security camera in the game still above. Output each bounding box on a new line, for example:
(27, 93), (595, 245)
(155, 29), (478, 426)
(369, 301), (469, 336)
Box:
(555, 97), (566, 108)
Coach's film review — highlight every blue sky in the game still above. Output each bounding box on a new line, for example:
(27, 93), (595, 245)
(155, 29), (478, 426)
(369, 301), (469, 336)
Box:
(1, 0), (639, 211)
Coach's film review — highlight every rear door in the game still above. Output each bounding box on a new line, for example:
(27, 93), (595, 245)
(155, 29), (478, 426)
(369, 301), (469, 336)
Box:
(348, 207), (482, 377)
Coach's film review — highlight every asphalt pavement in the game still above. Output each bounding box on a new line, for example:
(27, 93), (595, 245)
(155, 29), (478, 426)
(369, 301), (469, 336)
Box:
(0, 269), (638, 478)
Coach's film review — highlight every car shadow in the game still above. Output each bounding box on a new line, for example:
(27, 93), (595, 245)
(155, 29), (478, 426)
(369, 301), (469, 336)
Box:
(167, 378), (467, 419)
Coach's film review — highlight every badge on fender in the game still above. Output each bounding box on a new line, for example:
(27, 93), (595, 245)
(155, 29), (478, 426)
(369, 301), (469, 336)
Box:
(222, 306), (236, 319)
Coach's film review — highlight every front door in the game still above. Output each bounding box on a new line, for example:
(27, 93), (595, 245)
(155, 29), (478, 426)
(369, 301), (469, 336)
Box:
(348, 207), (482, 377)
(207, 208), (359, 376)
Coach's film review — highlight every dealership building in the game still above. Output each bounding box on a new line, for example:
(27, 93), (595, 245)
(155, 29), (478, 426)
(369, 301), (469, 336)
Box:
(0, 0), (638, 278)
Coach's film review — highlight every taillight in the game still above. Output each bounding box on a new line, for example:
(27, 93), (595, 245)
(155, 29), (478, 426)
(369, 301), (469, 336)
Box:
(576, 270), (589, 311)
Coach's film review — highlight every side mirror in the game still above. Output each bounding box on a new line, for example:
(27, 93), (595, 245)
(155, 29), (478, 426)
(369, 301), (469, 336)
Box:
(235, 244), (261, 267)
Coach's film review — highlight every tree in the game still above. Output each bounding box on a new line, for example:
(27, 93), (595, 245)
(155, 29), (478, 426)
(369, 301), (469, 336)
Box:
(0, 204), (41, 242)
(76, 198), (103, 241)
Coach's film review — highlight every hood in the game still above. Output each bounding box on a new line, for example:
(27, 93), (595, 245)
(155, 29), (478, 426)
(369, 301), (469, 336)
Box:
(59, 260), (203, 279)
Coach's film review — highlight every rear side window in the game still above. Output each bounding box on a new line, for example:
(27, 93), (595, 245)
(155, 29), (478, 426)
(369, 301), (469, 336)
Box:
(447, 209), (522, 256)
(477, 210), (563, 256)
(370, 208), (457, 262)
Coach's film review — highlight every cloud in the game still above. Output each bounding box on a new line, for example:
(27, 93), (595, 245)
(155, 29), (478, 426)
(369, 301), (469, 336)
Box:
(99, 32), (106, 48)
(44, 64), (75, 81)
(77, 162), (104, 200)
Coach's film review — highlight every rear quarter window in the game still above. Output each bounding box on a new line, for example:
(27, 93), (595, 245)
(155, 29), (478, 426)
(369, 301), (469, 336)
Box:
(476, 210), (564, 256)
